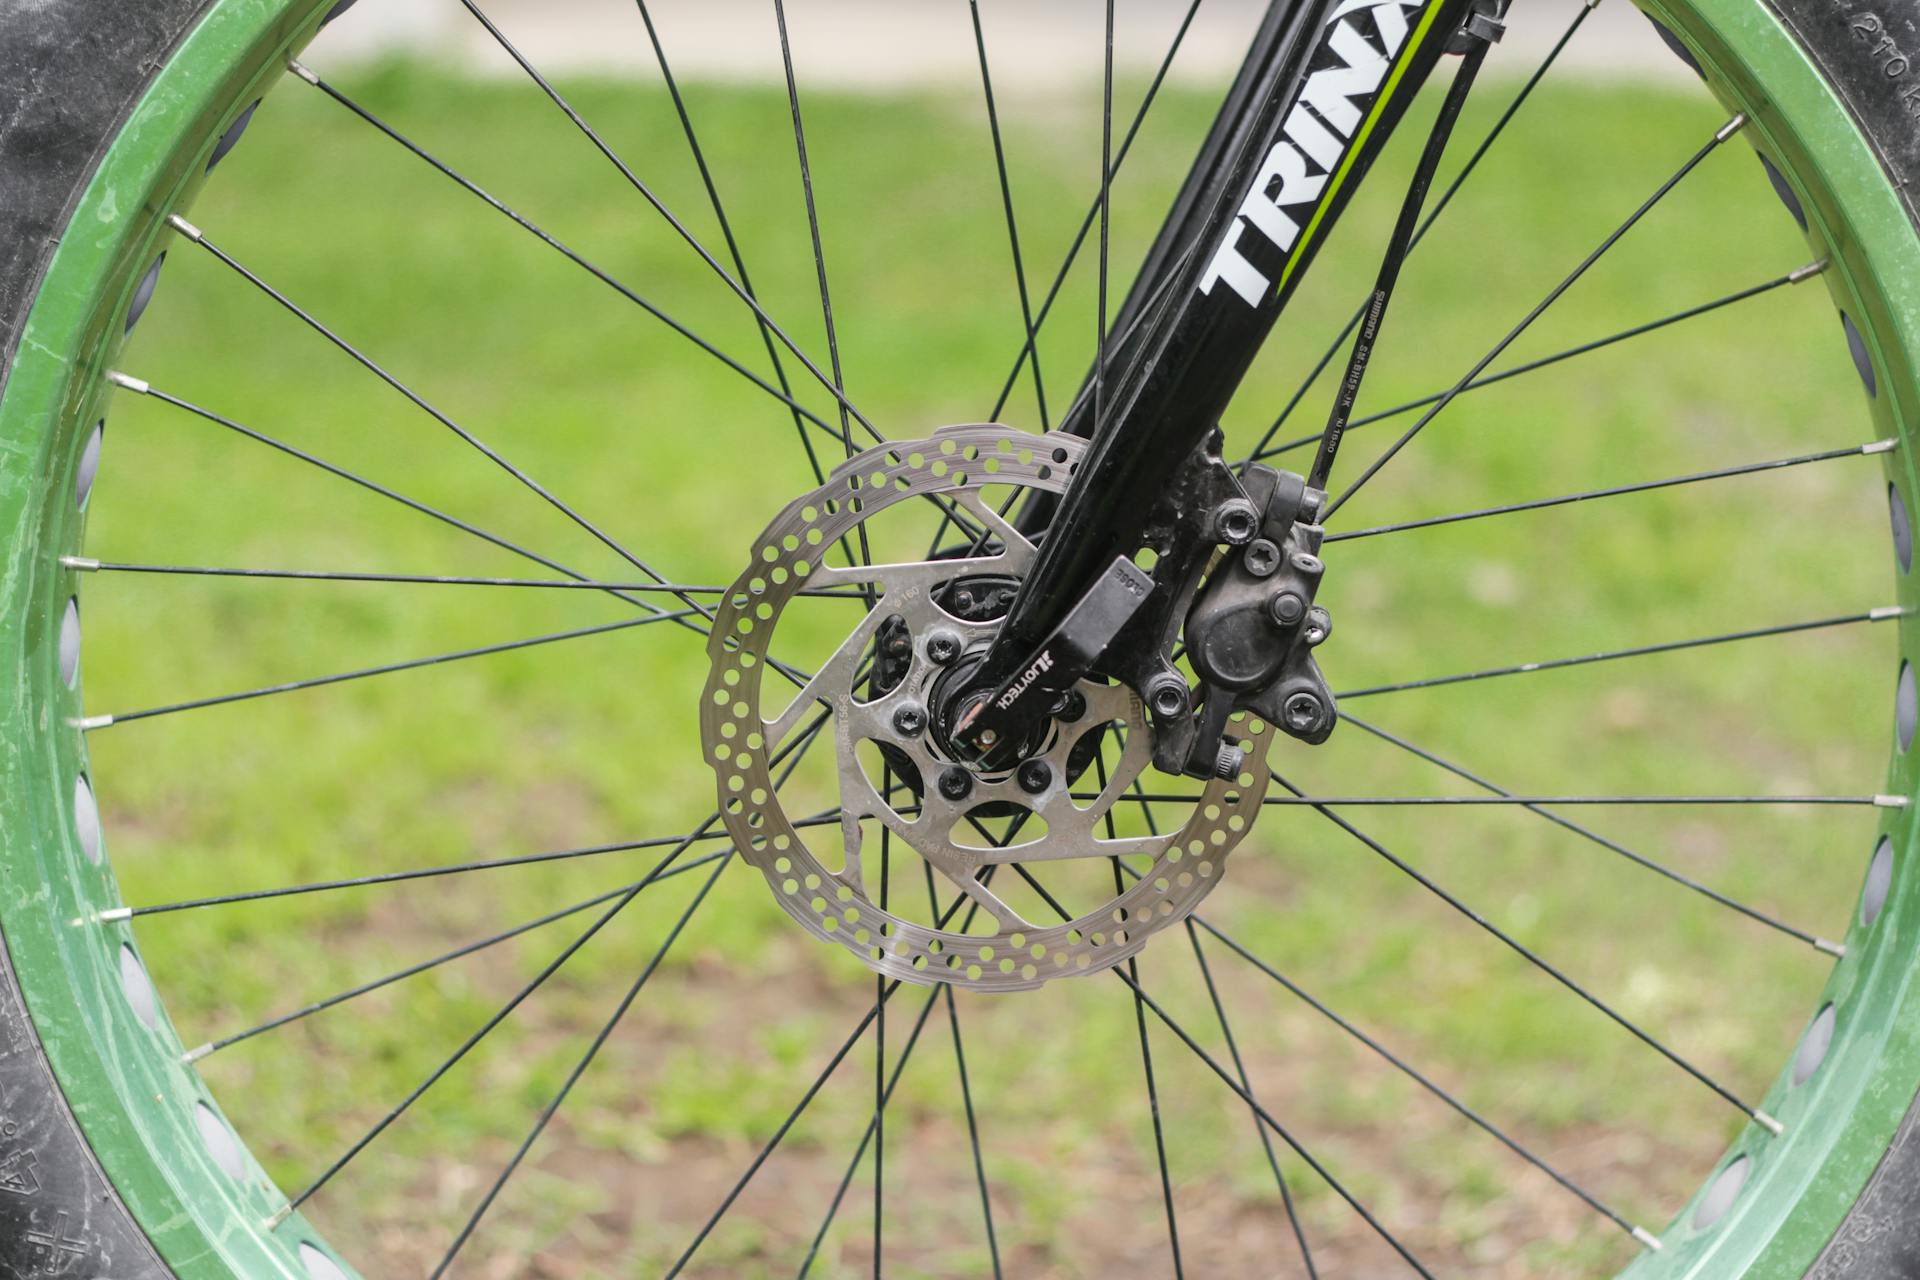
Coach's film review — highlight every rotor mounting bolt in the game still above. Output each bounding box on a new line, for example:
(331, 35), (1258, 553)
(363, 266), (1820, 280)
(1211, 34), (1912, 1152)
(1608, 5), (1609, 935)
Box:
(1268, 591), (1307, 627)
(954, 588), (976, 611)
(1051, 690), (1087, 723)
(926, 630), (962, 664)
(1148, 676), (1190, 719)
(1243, 538), (1281, 578)
(937, 767), (973, 802)
(1016, 759), (1053, 794)
(1215, 498), (1260, 546)
(892, 702), (927, 737)
(1282, 691), (1326, 735)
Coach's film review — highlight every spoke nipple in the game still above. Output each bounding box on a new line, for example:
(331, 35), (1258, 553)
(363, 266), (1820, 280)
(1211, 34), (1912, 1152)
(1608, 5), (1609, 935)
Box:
(1631, 1226), (1663, 1252)
(1754, 1109), (1785, 1136)
(1789, 259), (1829, 284)
(1716, 113), (1749, 142)
(264, 1206), (293, 1231)
(182, 1043), (214, 1064)
(59, 555), (100, 572)
(1865, 438), (1899, 455)
(287, 58), (320, 85)
(105, 370), (148, 395)
(1870, 605), (1910, 622)
(1813, 937), (1847, 958)
(69, 714), (114, 731)
(165, 213), (203, 241)
(97, 907), (132, 923)
(1874, 794), (1909, 809)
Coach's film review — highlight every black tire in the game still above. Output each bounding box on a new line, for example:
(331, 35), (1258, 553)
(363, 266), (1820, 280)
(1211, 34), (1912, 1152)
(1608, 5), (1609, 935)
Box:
(0, 1), (1916, 1275)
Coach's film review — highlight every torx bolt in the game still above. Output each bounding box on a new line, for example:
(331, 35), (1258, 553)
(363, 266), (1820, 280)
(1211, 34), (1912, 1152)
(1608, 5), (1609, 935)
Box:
(1051, 690), (1088, 723)
(892, 703), (927, 737)
(1017, 759), (1053, 794)
(1282, 691), (1326, 736)
(1268, 591), (1307, 626)
(1148, 676), (1190, 719)
(1214, 741), (1245, 780)
(1215, 498), (1260, 546)
(926, 630), (962, 664)
(1243, 538), (1281, 578)
(937, 767), (973, 801)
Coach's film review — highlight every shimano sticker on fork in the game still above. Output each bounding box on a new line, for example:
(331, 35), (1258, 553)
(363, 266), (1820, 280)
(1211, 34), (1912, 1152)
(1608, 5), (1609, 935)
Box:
(1200, 0), (1435, 306)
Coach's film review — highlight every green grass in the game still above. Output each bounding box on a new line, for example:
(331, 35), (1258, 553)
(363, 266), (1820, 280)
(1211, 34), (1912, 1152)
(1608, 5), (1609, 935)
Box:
(77, 59), (1895, 1278)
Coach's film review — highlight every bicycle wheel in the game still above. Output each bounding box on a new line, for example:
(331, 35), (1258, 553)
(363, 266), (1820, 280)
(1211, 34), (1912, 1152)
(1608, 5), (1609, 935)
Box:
(2, 0), (1918, 1275)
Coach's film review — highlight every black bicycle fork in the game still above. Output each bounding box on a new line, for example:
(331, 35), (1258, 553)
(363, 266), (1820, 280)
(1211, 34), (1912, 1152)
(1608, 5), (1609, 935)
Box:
(949, 0), (1503, 775)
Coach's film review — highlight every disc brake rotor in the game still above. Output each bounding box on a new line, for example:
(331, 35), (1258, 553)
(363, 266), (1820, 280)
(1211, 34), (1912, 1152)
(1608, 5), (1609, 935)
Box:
(701, 424), (1275, 990)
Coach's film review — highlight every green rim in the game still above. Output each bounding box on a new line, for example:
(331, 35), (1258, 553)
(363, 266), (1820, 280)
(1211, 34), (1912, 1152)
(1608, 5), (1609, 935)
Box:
(0, 1), (1913, 1276)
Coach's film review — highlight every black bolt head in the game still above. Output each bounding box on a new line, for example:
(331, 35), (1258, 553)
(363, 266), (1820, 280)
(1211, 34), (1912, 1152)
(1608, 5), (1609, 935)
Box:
(1215, 498), (1260, 546)
(1148, 677), (1189, 719)
(937, 767), (973, 802)
(1269, 591), (1307, 626)
(1051, 690), (1088, 723)
(1016, 759), (1053, 794)
(892, 703), (927, 736)
(926, 630), (962, 664)
(1243, 538), (1281, 578)
(1282, 691), (1324, 734)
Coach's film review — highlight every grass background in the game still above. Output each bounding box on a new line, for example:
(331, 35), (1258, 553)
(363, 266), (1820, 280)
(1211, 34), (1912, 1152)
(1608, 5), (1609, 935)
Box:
(74, 33), (1898, 1280)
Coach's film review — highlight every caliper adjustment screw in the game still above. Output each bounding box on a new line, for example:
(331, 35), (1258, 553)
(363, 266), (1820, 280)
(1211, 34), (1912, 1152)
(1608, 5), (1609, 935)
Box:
(925, 630), (962, 665)
(891, 702), (927, 737)
(1016, 759), (1053, 794)
(1243, 538), (1281, 578)
(1214, 498), (1260, 546)
(937, 767), (973, 802)
(1268, 591), (1307, 627)
(1214, 741), (1245, 780)
(1051, 689), (1088, 723)
(1282, 691), (1327, 736)
(1147, 676), (1190, 719)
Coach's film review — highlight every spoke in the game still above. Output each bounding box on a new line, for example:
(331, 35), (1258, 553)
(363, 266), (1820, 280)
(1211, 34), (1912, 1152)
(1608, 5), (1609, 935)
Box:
(666, 878), (987, 1279)
(109, 811), (840, 920)
(104, 376), (797, 681)
(938, 884), (1003, 1280)
(874, 796), (889, 1276)
(164, 216), (713, 621)
(1342, 713), (1848, 953)
(1338, 605), (1905, 700)
(1324, 115), (1747, 518)
(627, 3), (831, 490)
(1238, 0), (1599, 468)
(271, 819), (716, 1221)
(1095, 0), (1116, 437)
(80, 610), (697, 730)
(1097, 759), (1182, 1277)
(65, 558), (866, 599)
(1182, 906), (1658, 1247)
(287, 62), (854, 463)
(1328, 437), (1889, 541)
(1254, 264), (1823, 464)
(458, 0), (878, 443)
(1249, 794), (1902, 807)
(1008, 862), (1432, 1278)
(969, 0), (1049, 428)
(432, 850), (732, 1276)
(1274, 771), (1781, 1128)
(986, 0), (1206, 422)
(1130, 784), (1314, 1274)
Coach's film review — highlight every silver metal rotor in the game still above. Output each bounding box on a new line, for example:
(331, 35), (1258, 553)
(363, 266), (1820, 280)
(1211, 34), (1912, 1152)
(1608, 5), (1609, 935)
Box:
(700, 424), (1275, 990)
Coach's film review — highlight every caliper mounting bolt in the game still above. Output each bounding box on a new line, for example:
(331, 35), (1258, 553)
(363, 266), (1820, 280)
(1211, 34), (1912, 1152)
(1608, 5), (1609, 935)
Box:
(1147, 675), (1190, 719)
(1016, 759), (1053, 794)
(1214, 498), (1261, 546)
(925, 630), (962, 665)
(937, 767), (974, 802)
(891, 703), (927, 737)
